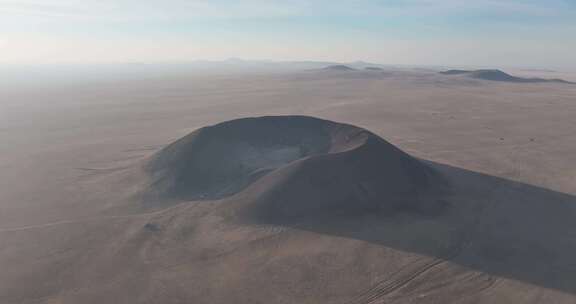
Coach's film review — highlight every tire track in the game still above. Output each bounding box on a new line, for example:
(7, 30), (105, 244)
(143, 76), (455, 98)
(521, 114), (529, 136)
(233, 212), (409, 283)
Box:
(346, 256), (454, 304)
(345, 153), (523, 304)
(0, 203), (190, 233)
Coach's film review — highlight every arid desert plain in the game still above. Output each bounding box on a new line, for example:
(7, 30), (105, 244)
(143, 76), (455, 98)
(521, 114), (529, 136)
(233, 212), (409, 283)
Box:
(1, 65), (576, 303)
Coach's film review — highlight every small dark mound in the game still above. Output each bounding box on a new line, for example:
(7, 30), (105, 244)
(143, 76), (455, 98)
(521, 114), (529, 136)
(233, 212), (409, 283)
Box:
(145, 116), (445, 221)
(322, 65), (356, 71)
(144, 223), (161, 232)
(365, 67), (384, 71)
(441, 69), (518, 81)
(470, 69), (520, 82)
(440, 69), (573, 84)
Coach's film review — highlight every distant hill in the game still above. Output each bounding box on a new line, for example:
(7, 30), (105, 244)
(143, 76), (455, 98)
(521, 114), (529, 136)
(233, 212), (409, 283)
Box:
(440, 69), (574, 84)
(365, 67), (384, 71)
(321, 65), (357, 71)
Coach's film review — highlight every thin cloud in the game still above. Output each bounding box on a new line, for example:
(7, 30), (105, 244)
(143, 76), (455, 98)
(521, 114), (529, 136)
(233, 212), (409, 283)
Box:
(318, 0), (574, 18)
(0, 0), (305, 21)
(0, 0), (573, 22)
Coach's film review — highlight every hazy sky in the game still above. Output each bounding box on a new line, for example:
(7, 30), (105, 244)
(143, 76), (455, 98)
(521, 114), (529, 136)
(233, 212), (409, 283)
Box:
(1, 0), (575, 68)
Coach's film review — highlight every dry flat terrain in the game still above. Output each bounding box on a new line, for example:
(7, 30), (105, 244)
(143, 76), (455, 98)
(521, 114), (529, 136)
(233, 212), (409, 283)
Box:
(1, 67), (576, 303)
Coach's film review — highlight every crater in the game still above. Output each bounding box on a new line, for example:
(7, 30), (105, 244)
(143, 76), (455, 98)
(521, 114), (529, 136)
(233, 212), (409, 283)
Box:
(144, 116), (446, 220)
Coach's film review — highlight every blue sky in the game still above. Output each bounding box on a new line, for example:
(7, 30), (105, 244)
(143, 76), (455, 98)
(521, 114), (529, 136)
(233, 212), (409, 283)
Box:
(0, 0), (575, 68)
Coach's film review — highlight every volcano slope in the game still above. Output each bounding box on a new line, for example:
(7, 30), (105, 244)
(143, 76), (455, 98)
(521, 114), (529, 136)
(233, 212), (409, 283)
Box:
(143, 115), (446, 221)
